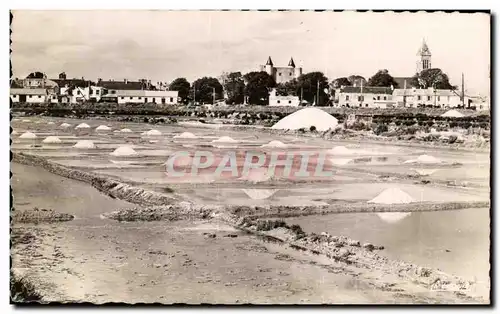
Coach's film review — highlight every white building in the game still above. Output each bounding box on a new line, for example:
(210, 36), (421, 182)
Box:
(10, 88), (48, 103)
(268, 89), (300, 107)
(392, 88), (469, 109)
(101, 90), (179, 105)
(336, 86), (395, 109)
(59, 85), (104, 104)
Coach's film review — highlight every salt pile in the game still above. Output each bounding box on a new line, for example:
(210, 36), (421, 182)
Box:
(96, 125), (111, 131)
(60, 123), (71, 128)
(328, 146), (352, 155)
(19, 131), (37, 139)
(261, 140), (288, 148)
(242, 189), (278, 200)
(404, 154), (441, 164)
(120, 128), (132, 133)
(412, 168), (439, 176)
(329, 158), (353, 166)
(47, 121), (55, 125)
(271, 108), (338, 131)
(73, 140), (95, 149)
(441, 109), (465, 118)
(174, 132), (197, 139)
(75, 123), (90, 129)
(212, 136), (238, 143)
(110, 146), (138, 157)
(368, 188), (415, 204)
(238, 168), (273, 183)
(11, 130), (18, 135)
(142, 129), (162, 136)
(42, 136), (62, 144)
(21, 119), (31, 123)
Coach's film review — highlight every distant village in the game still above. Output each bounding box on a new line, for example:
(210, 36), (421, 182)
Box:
(10, 40), (490, 111)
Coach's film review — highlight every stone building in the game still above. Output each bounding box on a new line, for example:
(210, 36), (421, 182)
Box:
(259, 56), (303, 84)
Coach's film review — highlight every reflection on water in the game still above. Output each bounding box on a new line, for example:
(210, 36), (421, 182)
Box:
(286, 207), (490, 296)
(377, 212), (412, 223)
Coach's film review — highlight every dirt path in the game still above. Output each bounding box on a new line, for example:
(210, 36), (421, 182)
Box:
(10, 162), (485, 304)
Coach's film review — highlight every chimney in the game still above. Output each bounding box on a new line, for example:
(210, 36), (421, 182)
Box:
(124, 79), (128, 84)
(98, 78), (102, 84)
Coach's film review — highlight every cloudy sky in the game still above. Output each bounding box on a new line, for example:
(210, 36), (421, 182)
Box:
(11, 10), (490, 95)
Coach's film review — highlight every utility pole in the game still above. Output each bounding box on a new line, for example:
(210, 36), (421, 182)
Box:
(193, 83), (196, 105)
(317, 80), (320, 106)
(213, 87), (216, 105)
(300, 87), (303, 103)
(461, 73), (465, 108)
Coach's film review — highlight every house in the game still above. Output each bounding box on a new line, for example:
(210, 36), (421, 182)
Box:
(268, 89), (300, 107)
(392, 88), (467, 109)
(52, 73), (101, 103)
(336, 86), (395, 109)
(10, 88), (48, 103)
(101, 90), (179, 105)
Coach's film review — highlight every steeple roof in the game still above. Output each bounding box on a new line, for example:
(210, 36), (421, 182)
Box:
(288, 57), (296, 68)
(417, 39), (431, 56)
(266, 56), (274, 66)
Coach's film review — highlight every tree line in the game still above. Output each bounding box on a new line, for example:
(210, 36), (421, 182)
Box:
(168, 67), (456, 106)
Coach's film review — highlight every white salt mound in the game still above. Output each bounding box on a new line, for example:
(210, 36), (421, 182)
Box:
(143, 129), (162, 136)
(412, 168), (439, 176)
(261, 140), (288, 148)
(19, 131), (37, 139)
(329, 158), (353, 166)
(271, 108), (338, 131)
(368, 188), (415, 205)
(242, 189), (278, 200)
(11, 130), (18, 135)
(75, 123), (90, 129)
(73, 140), (95, 149)
(441, 109), (465, 118)
(174, 132), (197, 139)
(42, 136), (62, 144)
(328, 146), (352, 155)
(110, 146), (138, 157)
(404, 154), (441, 164)
(96, 125), (111, 131)
(212, 136), (238, 143)
(21, 119), (31, 123)
(47, 122), (55, 125)
(120, 128), (132, 133)
(377, 212), (412, 223)
(60, 123), (71, 128)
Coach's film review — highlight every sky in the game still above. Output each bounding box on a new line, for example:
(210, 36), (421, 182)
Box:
(11, 10), (490, 95)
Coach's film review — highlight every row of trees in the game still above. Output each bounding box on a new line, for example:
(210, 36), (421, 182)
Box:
(169, 68), (456, 106)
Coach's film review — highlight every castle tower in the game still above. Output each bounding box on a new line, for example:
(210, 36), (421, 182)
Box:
(265, 56), (274, 76)
(416, 39), (432, 73)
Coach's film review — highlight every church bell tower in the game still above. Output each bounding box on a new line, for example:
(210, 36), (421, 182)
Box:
(416, 39), (432, 73)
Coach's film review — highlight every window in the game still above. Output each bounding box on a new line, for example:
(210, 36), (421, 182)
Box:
(38, 95), (41, 98)
(365, 104), (368, 107)
(358, 95), (364, 101)
(277, 100), (281, 104)
(417, 95), (421, 101)
(170, 97), (173, 102)
(139, 97), (142, 100)
(111, 90), (116, 94)
(437, 96), (441, 101)
(289, 72), (292, 76)
(377, 96), (380, 100)
(96, 90), (100, 95)
(383, 96), (387, 100)
(346, 95), (349, 101)
(129, 97), (133, 100)
(288, 100), (292, 104)
(152, 98), (156, 103)
(427, 96), (431, 101)
(279, 73), (282, 76)
(121, 97), (124, 99)
(90, 89), (93, 95)
(162, 98), (166, 104)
